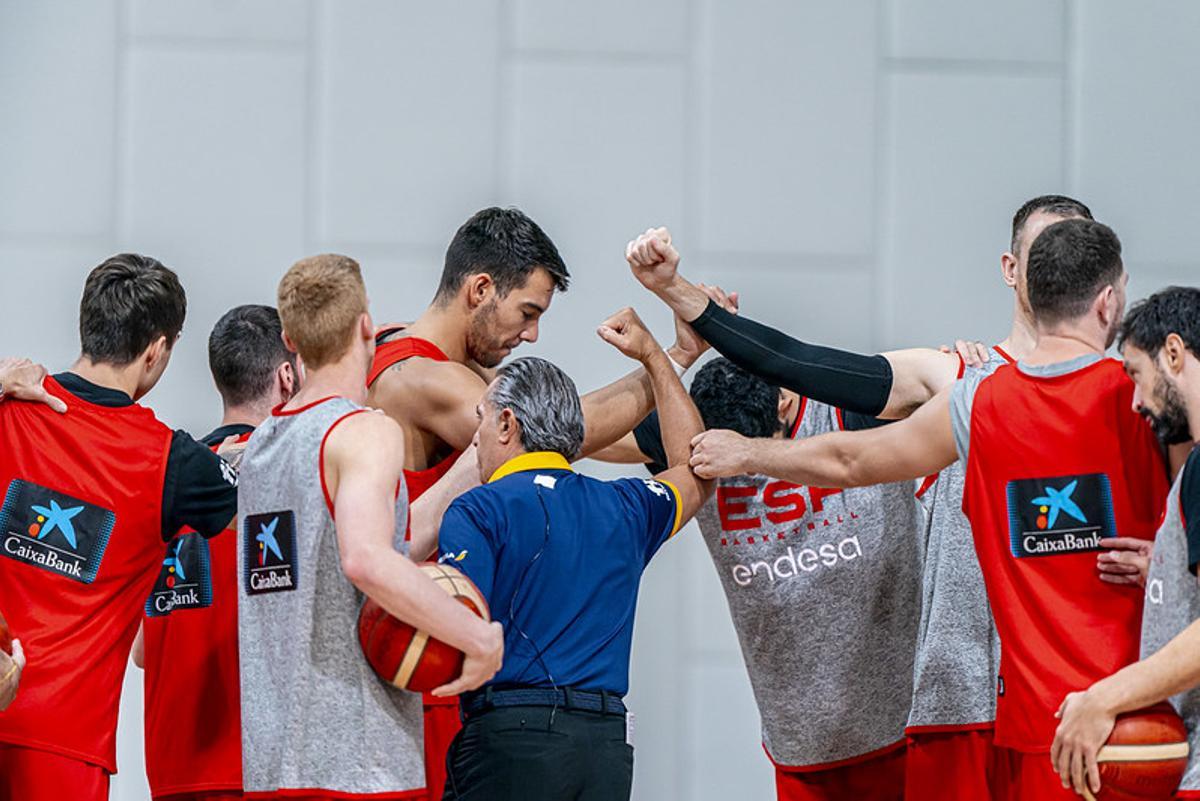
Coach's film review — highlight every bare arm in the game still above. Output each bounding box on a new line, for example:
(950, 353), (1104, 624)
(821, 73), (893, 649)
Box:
(588, 432), (652, 464)
(408, 445), (482, 561)
(370, 360), (488, 453)
(324, 412), (503, 695)
(690, 386), (960, 487)
(131, 623), (145, 669)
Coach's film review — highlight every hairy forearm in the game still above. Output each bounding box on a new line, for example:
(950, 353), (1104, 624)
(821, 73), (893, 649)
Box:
(408, 452), (480, 561)
(645, 352), (702, 469)
(1090, 617), (1200, 715)
(578, 367), (657, 458)
(745, 435), (860, 488)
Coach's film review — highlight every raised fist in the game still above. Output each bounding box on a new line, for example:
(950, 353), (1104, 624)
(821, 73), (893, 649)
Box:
(625, 227), (680, 292)
(597, 307), (660, 363)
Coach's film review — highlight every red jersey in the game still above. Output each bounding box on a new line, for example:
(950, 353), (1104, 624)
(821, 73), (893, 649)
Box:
(367, 331), (462, 501)
(141, 427), (251, 797)
(0, 377), (173, 771)
(958, 357), (1168, 751)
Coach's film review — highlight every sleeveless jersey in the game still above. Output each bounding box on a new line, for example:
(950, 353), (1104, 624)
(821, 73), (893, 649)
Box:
(0, 376), (173, 771)
(693, 397), (924, 768)
(1141, 463), (1200, 790)
(141, 429), (250, 797)
(237, 397), (424, 796)
(367, 331), (461, 501)
(906, 348), (1010, 732)
(955, 356), (1168, 751)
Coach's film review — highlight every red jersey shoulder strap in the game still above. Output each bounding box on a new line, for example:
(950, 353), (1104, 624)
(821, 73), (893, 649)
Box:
(367, 335), (452, 387)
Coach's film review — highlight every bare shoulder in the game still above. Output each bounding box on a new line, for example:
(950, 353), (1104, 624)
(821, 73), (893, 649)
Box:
(326, 409), (405, 460)
(382, 358), (488, 411)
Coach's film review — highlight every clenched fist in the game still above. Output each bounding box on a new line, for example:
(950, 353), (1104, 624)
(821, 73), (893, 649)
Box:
(690, 429), (753, 479)
(625, 227), (680, 292)
(597, 307), (660, 363)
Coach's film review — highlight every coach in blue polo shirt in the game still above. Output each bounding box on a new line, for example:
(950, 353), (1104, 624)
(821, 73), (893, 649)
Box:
(436, 308), (712, 801)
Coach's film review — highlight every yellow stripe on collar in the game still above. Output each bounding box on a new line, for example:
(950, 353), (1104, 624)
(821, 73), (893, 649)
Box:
(488, 451), (574, 484)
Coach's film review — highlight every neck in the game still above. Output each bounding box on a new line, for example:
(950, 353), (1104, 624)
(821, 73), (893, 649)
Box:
(284, 358), (367, 409)
(1023, 323), (1108, 366)
(220, 401), (272, 429)
(69, 357), (143, 399)
(406, 302), (469, 363)
(998, 305), (1039, 361)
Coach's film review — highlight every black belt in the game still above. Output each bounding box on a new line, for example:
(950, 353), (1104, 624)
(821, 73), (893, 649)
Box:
(460, 686), (626, 720)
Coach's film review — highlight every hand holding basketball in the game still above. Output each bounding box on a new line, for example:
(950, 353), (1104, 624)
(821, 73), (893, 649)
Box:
(431, 620), (504, 698)
(625, 227), (679, 292)
(1052, 689), (1114, 796)
(690, 429), (752, 479)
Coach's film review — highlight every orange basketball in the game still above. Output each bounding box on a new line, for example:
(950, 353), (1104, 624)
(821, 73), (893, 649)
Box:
(357, 563), (490, 693)
(1088, 702), (1189, 800)
(0, 610), (10, 656)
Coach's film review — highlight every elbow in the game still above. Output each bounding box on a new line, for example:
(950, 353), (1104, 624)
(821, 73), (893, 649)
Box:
(339, 547), (378, 592)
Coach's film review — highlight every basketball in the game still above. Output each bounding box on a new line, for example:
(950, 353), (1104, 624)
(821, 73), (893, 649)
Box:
(0, 609), (10, 656)
(1084, 702), (1189, 801)
(357, 563), (490, 693)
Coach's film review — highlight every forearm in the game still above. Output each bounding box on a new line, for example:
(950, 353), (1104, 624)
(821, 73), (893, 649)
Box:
(684, 296), (894, 416)
(351, 547), (491, 655)
(745, 436), (859, 488)
(409, 451), (480, 560)
(578, 367), (657, 458)
(645, 352), (702, 468)
(1089, 617), (1200, 715)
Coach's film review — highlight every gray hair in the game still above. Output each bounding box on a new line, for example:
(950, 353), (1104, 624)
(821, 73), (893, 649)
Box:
(488, 356), (585, 459)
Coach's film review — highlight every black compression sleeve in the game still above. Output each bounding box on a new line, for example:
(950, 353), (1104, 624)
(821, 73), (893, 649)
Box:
(632, 412), (669, 476)
(689, 300), (893, 417)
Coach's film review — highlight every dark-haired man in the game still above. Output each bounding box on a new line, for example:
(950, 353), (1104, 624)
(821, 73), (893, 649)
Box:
(612, 196), (1098, 800)
(132, 304), (298, 801)
(437, 309), (713, 801)
(690, 219), (1169, 801)
(1052, 286), (1200, 799)
(0, 255), (239, 801)
(366, 207), (708, 795)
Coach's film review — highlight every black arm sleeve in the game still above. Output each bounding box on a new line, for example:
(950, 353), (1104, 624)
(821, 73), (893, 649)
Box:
(689, 300), (893, 417)
(161, 430), (239, 541)
(1180, 447), (1200, 574)
(632, 412), (669, 476)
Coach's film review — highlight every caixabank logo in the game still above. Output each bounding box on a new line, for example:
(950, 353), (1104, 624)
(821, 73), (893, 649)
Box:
(242, 510), (297, 595)
(0, 478), (115, 583)
(145, 533), (213, 616)
(1006, 473), (1116, 557)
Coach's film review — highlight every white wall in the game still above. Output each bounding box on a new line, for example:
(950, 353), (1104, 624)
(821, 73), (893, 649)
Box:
(1, 2), (1197, 799)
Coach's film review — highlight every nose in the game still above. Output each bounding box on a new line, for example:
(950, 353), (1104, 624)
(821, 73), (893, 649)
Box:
(1131, 385), (1144, 414)
(522, 321), (539, 344)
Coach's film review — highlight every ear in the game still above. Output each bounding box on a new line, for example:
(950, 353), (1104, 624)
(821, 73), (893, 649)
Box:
(1096, 285), (1118, 327)
(1000, 251), (1019, 288)
(497, 408), (518, 445)
(281, 330), (299, 354)
(465, 273), (495, 311)
(144, 335), (169, 369)
(359, 312), (373, 341)
(1162, 332), (1188, 376)
(777, 391), (796, 426)
(277, 360), (296, 400)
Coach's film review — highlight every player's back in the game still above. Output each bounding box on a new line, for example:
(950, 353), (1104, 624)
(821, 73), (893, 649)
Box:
(959, 355), (1168, 750)
(236, 397), (424, 796)
(0, 376), (173, 771)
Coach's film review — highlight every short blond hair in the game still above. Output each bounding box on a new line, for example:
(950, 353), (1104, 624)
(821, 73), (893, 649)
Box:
(277, 254), (367, 369)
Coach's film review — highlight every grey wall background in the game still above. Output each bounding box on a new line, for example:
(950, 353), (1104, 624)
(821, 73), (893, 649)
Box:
(1, 2), (1197, 799)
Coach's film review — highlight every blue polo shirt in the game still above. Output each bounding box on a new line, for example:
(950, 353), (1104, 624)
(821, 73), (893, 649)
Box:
(437, 451), (682, 696)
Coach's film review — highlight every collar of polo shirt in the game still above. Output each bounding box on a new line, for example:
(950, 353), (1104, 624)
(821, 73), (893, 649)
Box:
(487, 451), (574, 484)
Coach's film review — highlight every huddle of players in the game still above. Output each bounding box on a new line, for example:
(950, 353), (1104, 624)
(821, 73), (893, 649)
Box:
(0, 196), (1197, 801)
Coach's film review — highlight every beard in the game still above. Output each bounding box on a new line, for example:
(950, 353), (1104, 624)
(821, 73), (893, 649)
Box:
(466, 301), (509, 369)
(1142, 371), (1192, 445)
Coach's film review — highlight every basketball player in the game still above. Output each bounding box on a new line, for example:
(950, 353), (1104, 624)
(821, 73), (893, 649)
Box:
(436, 308), (712, 800)
(689, 219), (1169, 801)
(0, 254), (240, 801)
(366, 207), (710, 797)
(131, 304), (298, 801)
(236, 254), (503, 799)
(611, 196), (1095, 800)
(1051, 286), (1200, 798)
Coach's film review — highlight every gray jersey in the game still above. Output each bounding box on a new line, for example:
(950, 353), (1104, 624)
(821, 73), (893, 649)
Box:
(237, 398), (424, 795)
(694, 398), (923, 767)
(1140, 472), (1200, 790)
(907, 350), (1006, 730)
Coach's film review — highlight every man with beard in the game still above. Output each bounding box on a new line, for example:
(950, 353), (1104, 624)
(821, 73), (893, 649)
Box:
(689, 219), (1170, 800)
(1052, 286), (1200, 799)
(366, 207), (710, 797)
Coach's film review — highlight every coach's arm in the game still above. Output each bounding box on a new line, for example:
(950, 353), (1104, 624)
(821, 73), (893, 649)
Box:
(689, 385), (959, 489)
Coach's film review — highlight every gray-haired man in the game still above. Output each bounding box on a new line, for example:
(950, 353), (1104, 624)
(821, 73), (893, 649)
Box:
(435, 308), (713, 801)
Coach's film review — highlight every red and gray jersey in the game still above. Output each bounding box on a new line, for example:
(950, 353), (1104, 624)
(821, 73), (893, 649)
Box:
(1141, 465), (1200, 790)
(237, 396), (423, 798)
(907, 348), (1010, 733)
(694, 397), (923, 769)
